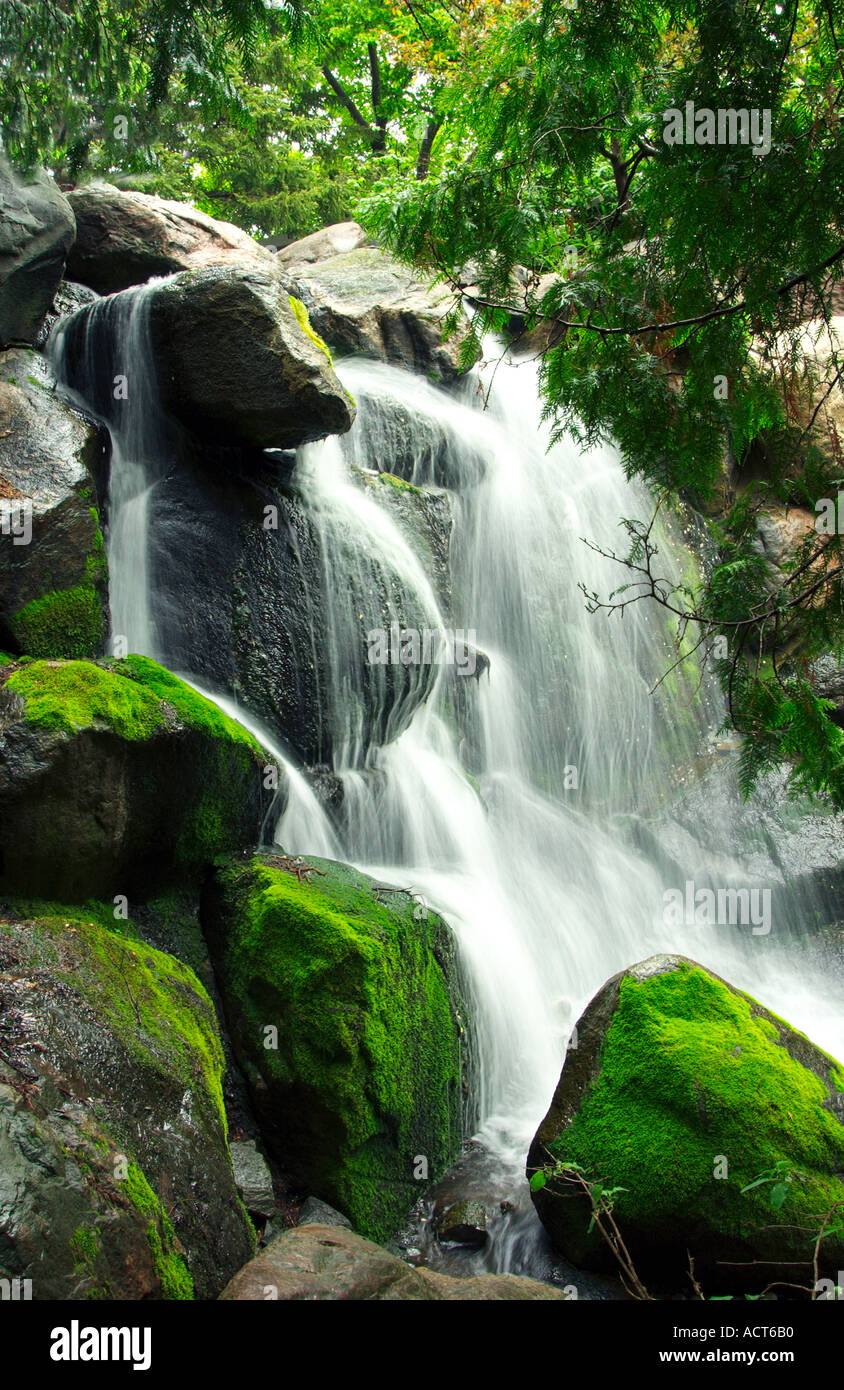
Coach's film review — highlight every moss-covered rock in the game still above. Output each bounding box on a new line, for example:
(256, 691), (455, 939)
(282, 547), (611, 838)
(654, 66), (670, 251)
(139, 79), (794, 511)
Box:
(0, 349), (108, 659)
(527, 955), (844, 1294)
(0, 655), (276, 900)
(202, 852), (467, 1242)
(0, 901), (255, 1298)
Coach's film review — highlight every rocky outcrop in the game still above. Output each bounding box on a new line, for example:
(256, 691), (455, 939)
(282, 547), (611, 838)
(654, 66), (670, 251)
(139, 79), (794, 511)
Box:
(202, 853), (467, 1243)
(283, 246), (469, 380)
(219, 1224), (569, 1300)
(0, 902), (254, 1299)
(276, 221), (368, 269)
(0, 655), (275, 900)
(527, 955), (844, 1294)
(66, 182), (276, 293)
(0, 349), (108, 659)
(35, 279), (99, 348)
(0, 160), (75, 349)
(56, 268), (354, 451)
(143, 446), (440, 765)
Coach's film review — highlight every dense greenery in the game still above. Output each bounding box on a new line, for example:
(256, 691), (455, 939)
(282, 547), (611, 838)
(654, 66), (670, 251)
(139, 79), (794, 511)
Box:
(362, 0), (844, 804)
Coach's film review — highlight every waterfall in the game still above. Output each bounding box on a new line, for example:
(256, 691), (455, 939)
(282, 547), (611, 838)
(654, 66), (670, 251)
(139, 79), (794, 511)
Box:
(50, 283), (166, 659)
(51, 294), (844, 1277)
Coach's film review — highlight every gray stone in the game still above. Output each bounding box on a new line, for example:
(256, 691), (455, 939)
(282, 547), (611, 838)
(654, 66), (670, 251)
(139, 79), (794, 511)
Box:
(66, 182), (276, 293)
(0, 348), (108, 657)
(297, 1196), (353, 1230)
(0, 159), (75, 348)
(231, 1140), (277, 1220)
(219, 1224), (570, 1300)
(284, 246), (470, 381)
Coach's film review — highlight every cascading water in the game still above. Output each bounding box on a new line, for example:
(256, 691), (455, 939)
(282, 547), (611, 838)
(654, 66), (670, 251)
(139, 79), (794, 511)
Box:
(50, 285), (165, 659)
(51, 293), (844, 1284)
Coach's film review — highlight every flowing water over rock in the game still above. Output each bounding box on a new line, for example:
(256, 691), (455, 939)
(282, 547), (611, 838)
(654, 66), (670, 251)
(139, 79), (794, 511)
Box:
(51, 300), (844, 1284)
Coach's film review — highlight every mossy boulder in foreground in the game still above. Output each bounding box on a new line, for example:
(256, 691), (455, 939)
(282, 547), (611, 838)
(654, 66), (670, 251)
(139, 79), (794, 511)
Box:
(0, 655), (275, 900)
(203, 852), (467, 1243)
(527, 955), (844, 1294)
(0, 902), (255, 1298)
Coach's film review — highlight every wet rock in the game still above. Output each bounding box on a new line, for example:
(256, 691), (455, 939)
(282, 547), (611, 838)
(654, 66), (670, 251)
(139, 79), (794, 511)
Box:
(528, 954), (844, 1294)
(0, 655), (274, 900)
(230, 1139), (277, 1221)
(0, 159), (75, 348)
(57, 268), (354, 451)
(35, 279), (99, 348)
(219, 1224), (569, 1299)
(66, 182), (276, 293)
(283, 246), (470, 381)
(202, 853), (466, 1243)
(0, 348), (108, 658)
(0, 905), (254, 1299)
(146, 445), (439, 764)
(352, 467), (453, 614)
(297, 1197), (353, 1230)
(436, 1199), (489, 1247)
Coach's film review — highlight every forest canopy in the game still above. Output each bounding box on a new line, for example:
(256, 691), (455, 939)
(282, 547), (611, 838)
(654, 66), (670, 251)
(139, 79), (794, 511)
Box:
(4, 0), (844, 804)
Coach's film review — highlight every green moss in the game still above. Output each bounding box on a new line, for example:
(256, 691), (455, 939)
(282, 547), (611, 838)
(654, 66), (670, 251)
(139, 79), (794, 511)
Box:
(289, 294), (334, 365)
(5, 660), (165, 739)
(10, 585), (105, 660)
(69, 1224), (100, 1267)
(378, 472), (423, 496)
(3, 656), (264, 757)
(121, 1164), (193, 1300)
(120, 655), (262, 751)
(546, 963), (844, 1267)
(0, 901), (227, 1139)
(207, 854), (464, 1241)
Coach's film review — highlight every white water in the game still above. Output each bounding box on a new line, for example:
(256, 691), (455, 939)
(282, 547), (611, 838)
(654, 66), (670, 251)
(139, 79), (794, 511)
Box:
(52, 302), (844, 1275)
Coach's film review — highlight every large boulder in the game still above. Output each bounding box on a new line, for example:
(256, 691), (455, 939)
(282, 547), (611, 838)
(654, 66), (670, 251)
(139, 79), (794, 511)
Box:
(142, 447), (440, 765)
(0, 902), (254, 1299)
(284, 246), (469, 381)
(527, 955), (844, 1294)
(0, 349), (108, 659)
(0, 655), (275, 900)
(0, 160), (75, 348)
(66, 182), (276, 293)
(202, 853), (467, 1243)
(219, 1224), (569, 1300)
(55, 268), (354, 450)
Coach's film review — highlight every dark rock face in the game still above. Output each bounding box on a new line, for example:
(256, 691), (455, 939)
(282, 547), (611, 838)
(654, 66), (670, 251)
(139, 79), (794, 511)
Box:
(66, 182), (276, 293)
(435, 1198), (489, 1247)
(0, 349), (108, 659)
(284, 246), (469, 381)
(147, 448), (439, 765)
(0, 656), (274, 901)
(0, 905), (255, 1299)
(202, 853), (467, 1243)
(527, 955), (844, 1294)
(219, 1224), (570, 1300)
(0, 160), (75, 349)
(35, 279), (99, 348)
(56, 268), (354, 452)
